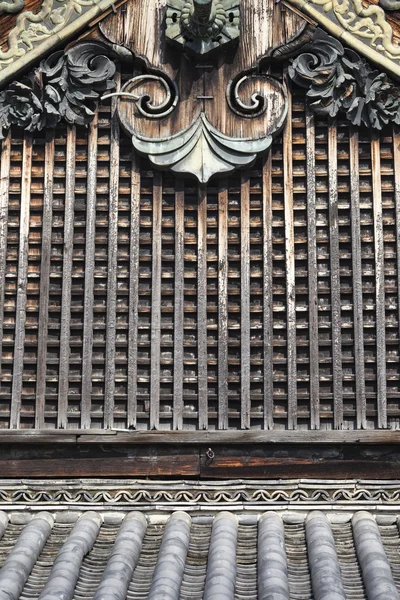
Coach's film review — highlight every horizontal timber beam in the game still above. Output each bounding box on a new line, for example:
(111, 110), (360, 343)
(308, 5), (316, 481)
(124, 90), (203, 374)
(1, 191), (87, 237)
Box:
(1, 430), (400, 444)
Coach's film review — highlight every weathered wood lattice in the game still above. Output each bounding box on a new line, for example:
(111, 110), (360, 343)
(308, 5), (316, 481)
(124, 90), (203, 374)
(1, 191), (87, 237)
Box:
(0, 69), (399, 431)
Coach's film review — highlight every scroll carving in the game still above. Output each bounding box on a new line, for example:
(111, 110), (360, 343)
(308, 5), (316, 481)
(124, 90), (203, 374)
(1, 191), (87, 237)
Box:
(116, 72), (287, 182)
(0, 42), (115, 138)
(0, 0), (24, 15)
(289, 29), (400, 130)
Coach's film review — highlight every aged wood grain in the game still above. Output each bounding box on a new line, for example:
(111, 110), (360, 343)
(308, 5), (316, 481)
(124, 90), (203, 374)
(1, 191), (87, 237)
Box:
(58, 126), (76, 429)
(218, 180), (229, 430)
(371, 134), (387, 429)
(150, 172), (163, 430)
(127, 152), (141, 428)
(241, 172), (251, 429)
(0, 455), (200, 477)
(394, 126), (400, 426)
(283, 80), (297, 430)
(0, 133), (10, 392)
(35, 130), (55, 429)
(104, 72), (121, 429)
(306, 104), (319, 430)
(81, 115), (99, 429)
(328, 119), (343, 429)
(350, 127), (366, 429)
(10, 134), (32, 429)
(173, 179), (185, 430)
(263, 152), (274, 430)
(198, 184), (208, 430)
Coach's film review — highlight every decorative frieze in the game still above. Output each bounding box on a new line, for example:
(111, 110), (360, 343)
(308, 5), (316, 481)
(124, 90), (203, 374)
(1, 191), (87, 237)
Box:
(1, 479), (400, 508)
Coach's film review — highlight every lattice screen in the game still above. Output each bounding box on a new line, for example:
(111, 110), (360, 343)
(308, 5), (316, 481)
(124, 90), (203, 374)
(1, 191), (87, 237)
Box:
(0, 69), (399, 430)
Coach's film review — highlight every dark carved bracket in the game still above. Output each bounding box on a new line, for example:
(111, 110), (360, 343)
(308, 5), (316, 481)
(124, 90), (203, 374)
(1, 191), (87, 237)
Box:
(288, 28), (400, 130)
(0, 42), (116, 139)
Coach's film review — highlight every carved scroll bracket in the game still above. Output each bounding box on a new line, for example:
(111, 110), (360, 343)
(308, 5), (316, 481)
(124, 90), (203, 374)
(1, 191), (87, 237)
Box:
(114, 71), (288, 182)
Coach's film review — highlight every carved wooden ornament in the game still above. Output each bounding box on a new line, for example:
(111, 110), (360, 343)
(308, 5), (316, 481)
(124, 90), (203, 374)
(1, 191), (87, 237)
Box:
(100, 0), (288, 182)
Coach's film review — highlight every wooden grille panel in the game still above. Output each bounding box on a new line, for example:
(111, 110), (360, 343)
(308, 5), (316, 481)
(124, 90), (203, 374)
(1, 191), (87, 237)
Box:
(0, 80), (399, 430)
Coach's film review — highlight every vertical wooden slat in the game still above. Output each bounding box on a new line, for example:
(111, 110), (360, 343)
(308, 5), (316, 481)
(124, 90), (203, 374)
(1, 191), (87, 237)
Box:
(328, 119), (343, 429)
(283, 88), (297, 430)
(36, 130), (55, 429)
(173, 180), (185, 430)
(81, 115), (98, 429)
(263, 152), (274, 430)
(10, 134), (33, 429)
(198, 184), (208, 430)
(394, 127), (400, 429)
(306, 105), (319, 430)
(241, 172), (251, 429)
(127, 154), (140, 429)
(104, 75), (120, 429)
(0, 133), (11, 388)
(350, 127), (366, 429)
(58, 126), (76, 429)
(150, 172), (162, 430)
(218, 181), (229, 430)
(372, 134), (387, 428)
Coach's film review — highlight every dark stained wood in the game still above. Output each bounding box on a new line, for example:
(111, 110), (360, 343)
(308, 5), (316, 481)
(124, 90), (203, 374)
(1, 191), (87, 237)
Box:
(218, 181), (229, 430)
(263, 152), (274, 431)
(0, 455), (200, 477)
(0, 133), (10, 390)
(58, 126), (76, 429)
(150, 172), (163, 430)
(198, 184), (208, 430)
(283, 80), (297, 430)
(127, 153), (141, 428)
(394, 126), (400, 427)
(372, 134), (387, 429)
(35, 130), (55, 429)
(173, 179), (185, 430)
(241, 172), (251, 429)
(200, 455), (400, 479)
(349, 127), (366, 430)
(10, 134), (32, 429)
(76, 429), (400, 444)
(104, 72), (121, 429)
(306, 104), (319, 430)
(81, 115), (98, 429)
(328, 119), (343, 429)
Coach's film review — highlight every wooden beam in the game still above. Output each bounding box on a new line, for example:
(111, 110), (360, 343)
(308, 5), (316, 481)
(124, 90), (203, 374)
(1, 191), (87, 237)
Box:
(81, 115), (98, 429)
(10, 134), (33, 429)
(127, 153), (141, 428)
(74, 429), (400, 444)
(104, 71), (121, 429)
(198, 184), (208, 430)
(58, 126), (76, 429)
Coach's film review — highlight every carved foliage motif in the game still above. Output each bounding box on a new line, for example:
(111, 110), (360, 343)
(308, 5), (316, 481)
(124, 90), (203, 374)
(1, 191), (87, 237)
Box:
(0, 42), (115, 138)
(289, 29), (400, 129)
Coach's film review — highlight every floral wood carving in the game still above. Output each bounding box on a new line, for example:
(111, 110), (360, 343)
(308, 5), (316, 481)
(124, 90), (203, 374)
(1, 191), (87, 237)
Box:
(0, 42), (115, 138)
(100, 0), (288, 183)
(289, 29), (400, 130)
